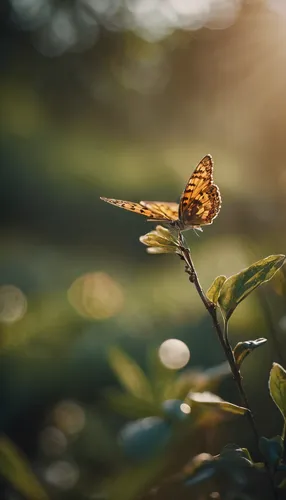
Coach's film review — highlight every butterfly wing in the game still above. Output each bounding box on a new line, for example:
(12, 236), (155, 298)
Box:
(140, 201), (178, 221)
(178, 155), (221, 228)
(100, 197), (177, 221)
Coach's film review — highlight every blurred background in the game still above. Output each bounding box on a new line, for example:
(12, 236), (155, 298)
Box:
(1, 0), (286, 498)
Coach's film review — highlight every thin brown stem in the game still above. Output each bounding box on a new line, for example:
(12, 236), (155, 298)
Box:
(178, 232), (278, 499)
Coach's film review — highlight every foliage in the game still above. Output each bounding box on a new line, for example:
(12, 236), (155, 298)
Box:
(100, 224), (286, 500)
(0, 436), (48, 500)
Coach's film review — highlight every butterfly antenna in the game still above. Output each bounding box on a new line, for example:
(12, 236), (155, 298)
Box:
(193, 227), (203, 237)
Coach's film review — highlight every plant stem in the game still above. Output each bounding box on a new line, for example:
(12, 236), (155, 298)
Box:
(178, 238), (260, 443)
(222, 318), (260, 445)
(177, 233), (278, 498)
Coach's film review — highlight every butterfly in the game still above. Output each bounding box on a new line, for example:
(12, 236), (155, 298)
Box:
(100, 154), (221, 231)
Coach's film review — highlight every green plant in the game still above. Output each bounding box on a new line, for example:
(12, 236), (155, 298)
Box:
(105, 222), (286, 500)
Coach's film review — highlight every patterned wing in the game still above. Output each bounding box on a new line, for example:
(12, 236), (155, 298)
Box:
(178, 155), (221, 228)
(140, 201), (178, 221)
(100, 197), (176, 220)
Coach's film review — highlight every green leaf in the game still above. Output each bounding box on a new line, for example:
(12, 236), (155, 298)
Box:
(218, 255), (285, 320)
(119, 417), (172, 462)
(147, 246), (177, 255)
(233, 338), (267, 369)
(108, 347), (153, 401)
(278, 477), (286, 489)
(184, 454), (216, 486)
(219, 444), (254, 467)
(259, 436), (283, 468)
(139, 226), (179, 255)
(148, 350), (178, 402)
(206, 276), (226, 304)
(106, 458), (166, 500)
(106, 390), (159, 418)
(269, 363), (286, 435)
(187, 391), (248, 416)
(0, 435), (49, 500)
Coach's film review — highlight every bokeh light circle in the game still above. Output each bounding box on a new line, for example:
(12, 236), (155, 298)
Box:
(39, 427), (67, 456)
(0, 285), (27, 323)
(158, 338), (190, 369)
(180, 402), (191, 414)
(53, 400), (86, 435)
(44, 461), (79, 490)
(68, 272), (124, 320)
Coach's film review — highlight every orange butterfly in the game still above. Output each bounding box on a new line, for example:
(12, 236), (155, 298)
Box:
(100, 155), (221, 231)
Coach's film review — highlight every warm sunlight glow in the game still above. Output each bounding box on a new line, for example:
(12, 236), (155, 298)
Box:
(159, 338), (190, 369)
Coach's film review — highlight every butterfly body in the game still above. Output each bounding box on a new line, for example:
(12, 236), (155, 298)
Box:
(100, 155), (221, 231)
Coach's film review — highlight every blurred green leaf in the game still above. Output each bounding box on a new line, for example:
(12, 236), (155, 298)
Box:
(278, 477), (286, 489)
(106, 390), (159, 418)
(184, 453), (216, 486)
(105, 457), (166, 500)
(0, 435), (48, 500)
(218, 255), (285, 320)
(220, 444), (254, 467)
(163, 373), (198, 402)
(206, 275), (226, 304)
(240, 447), (254, 463)
(108, 347), (153, 401)
(187, 392), (247, 415)
(259, 436), (283, 468)
(269, 363), (286, 436)
(148, 349), (178, 402)
(233, 338), (267, 369)
(119, 417), (172, 462)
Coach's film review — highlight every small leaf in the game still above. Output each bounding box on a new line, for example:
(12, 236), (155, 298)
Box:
(219, 444), (254, 467)
(241, 447), (254, 463)
(259, 436), (283, 468)
(269, 363), (286, 432)
(187, 391), (248, 415)
(108, 347), (153, 401)
(147, 246), (177, 255)
(0, 436), (48, 500)
(233, 338), (267, 369)
(206, 276), (226, 304)
(218, 255), (285, 320)
(139, 226), (179, 255)
(155, 226), (178, 242)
